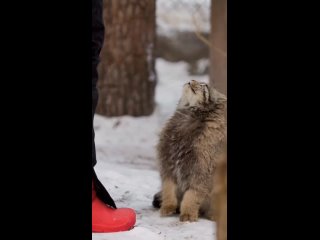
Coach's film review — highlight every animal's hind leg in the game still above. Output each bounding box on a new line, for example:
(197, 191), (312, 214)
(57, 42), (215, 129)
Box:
(179, 189), (205, 222)
(160, 178), (178, 216)
(200, 194), (215, 221)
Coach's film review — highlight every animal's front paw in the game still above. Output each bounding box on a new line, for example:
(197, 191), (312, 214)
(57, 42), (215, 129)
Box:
(160, 205), (177, 216)
(179, 212), (198, 222)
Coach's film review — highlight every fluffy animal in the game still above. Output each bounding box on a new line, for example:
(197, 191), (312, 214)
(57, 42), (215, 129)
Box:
(153, 80), (227, 222)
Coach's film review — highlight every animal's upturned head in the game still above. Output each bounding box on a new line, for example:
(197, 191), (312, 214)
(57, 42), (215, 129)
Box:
(177, 80), (226, 110)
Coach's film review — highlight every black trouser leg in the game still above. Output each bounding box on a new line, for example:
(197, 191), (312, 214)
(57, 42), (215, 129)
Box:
(92, 0), (116, 209)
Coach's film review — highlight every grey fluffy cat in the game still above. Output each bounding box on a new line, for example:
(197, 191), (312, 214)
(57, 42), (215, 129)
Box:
(153, 80), (226, 222)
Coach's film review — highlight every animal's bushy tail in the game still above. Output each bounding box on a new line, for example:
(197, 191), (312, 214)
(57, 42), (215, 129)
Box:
(152, 191), (162, 208)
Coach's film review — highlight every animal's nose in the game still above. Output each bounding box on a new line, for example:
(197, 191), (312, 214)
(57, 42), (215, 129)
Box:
(187, 80), (197, 86)
(190, 80), (197, 84)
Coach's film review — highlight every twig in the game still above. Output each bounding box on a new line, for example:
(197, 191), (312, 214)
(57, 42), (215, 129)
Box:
(192, 13), (227, 58)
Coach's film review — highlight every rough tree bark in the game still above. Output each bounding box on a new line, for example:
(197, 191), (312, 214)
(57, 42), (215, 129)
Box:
(210, 0), (227, 96)
(211, 2), (227, 240)
(97, 0), (156, 116)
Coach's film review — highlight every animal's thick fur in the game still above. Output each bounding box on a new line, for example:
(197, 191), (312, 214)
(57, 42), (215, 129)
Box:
(153, 80), (226, 222)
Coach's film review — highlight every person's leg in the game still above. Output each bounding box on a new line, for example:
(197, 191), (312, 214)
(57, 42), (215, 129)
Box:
(92, 0), (116, 209)
(92, 0), (136, 233)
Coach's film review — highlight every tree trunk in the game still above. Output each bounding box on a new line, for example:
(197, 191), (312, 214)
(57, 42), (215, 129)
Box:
(97, 0), (157, 116)
(210, 0), (227, 96)
(213, 147), (227, 240)
(211, 2), (227, 240)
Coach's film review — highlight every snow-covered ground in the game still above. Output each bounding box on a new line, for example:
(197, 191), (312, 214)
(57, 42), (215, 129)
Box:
(92, 59), (214, 240)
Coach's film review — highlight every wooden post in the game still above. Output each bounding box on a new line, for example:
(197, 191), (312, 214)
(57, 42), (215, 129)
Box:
(210, 0), (227, 96)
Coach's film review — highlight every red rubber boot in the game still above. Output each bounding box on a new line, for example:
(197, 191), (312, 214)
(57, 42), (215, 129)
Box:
(92, 182), (136, 233)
